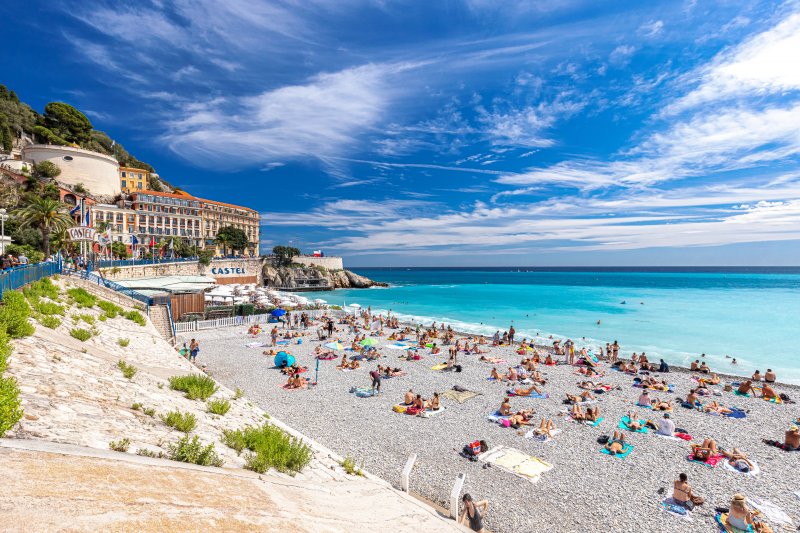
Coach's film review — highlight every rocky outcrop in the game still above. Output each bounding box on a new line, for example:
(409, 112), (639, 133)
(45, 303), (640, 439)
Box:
(261, 264), (386, 289)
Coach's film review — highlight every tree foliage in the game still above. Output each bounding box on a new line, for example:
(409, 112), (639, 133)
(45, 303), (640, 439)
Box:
(0, 84), (38, 152)
(32, 161), (61, 179)
(110, 241), (129, 258)
(41, 102), (93, 146)
(14, 197), (74, 257)
(272, 245), (301, 266)
(215, 226), (249, 255)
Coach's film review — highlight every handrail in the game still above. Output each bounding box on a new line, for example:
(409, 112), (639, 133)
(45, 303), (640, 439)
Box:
(0, 262), (63, 296)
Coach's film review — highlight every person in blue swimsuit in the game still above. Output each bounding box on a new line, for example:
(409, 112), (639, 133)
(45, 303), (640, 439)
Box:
(460, 493), (489, 533)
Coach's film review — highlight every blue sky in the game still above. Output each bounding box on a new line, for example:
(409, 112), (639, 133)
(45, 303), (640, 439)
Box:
(4, 1), (800, 266)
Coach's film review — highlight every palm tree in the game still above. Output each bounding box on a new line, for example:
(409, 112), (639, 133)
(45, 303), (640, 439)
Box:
(214, 233), (231, 257)
(14, 197), (74, 257)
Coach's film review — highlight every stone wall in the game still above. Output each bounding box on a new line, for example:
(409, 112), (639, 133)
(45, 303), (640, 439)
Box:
(22, 144), (121, 197)
(98, 258), (263, 285)
(292, 256), (344, 271)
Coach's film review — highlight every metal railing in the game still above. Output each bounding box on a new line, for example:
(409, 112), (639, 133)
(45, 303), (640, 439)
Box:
(174, 310), (329, 333)
(0, 261), (63, 296)
(64, 269), (155, 307)
(93, 256), (259, 269)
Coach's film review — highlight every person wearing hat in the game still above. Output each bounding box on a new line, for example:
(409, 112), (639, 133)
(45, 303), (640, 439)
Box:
(725, 494), (754, 532)
(655, 412), (675, 437)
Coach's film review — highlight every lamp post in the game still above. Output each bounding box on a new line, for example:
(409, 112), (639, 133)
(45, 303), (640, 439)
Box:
(0, 208), (8, 255)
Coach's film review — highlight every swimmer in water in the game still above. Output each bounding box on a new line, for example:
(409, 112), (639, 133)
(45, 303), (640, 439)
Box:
(597, 320), (601, 325)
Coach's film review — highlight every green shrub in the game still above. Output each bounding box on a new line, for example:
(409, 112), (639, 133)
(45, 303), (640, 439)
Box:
(131, 402), (142, 411)
(0, 291), (34, 338)
(0, 375), (22, 437)
(233, 387), (244, 400)
(136, 448), (163, 458)
(167, 435), (223, 467)
(23, 278), (59, 301)
(69, 328), (92, 342)
(66, 287), (96, 308)
(98, 315), (107, 322)
(39, 316), (61, 329)
(123, 310), (146, 326)
(118, 338), (130, 347)
(34, 301), (65, 316)
(340, 455), (363, 476)
(207, 399), (231, 416)
(109, 438), (130, 452)
(168, 374), (218, 401)
(143, 407), (155, 417)
(160, 410), (197, 433)
(98, 300), (123, 319)
(223, 424), (312, 475)
(75, 313), (95, 325)
(117, 360), (137, 380)
(6, 244), (44, 265)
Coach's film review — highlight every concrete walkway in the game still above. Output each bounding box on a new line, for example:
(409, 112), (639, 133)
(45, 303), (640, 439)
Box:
(0, 439), (465, 532)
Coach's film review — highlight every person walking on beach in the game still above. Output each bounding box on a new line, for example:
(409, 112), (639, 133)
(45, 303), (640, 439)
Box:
(508, 325), (515, 344)
(189, 339), (199, 363)
(612, 341), (619, 363)
(327, 319), (334, 338)
(459, 493), (489, 533)
(270, 326), (278, 346)
(369, 367), (382, 396)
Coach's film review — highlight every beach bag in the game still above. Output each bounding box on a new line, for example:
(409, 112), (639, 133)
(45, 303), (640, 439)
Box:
(597, 435), (609, 444)
(393, 405), (407, 413)
(455, 365), (462, 373)
(406, 406), (420, 415)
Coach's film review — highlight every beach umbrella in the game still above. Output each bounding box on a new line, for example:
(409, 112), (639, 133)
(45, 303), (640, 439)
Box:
(271, 308), (287, 317)
(359, 337), (378, 347)
(349, 303), (361, 308)
(325, 341), (345, 351)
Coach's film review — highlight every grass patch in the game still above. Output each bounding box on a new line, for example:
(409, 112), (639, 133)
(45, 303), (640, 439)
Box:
(67, 287), (96, 308)
(0, 291), (34, 338)
(123, 310), (146, 326)
(69, 328), (92, 342)
(160, 410), (197, 433)
(169, 374), (218, 401)
(340, 455), (364, 476)
(131, 402), (142, 411)
(233, 387), (244, 400)
(136, 448), (164, 458)
(98, 315), (107, 322)
(23, 278), (60, 302)
(117, 360), (137, 380)
(109, 438), (131, 452)
(143, 407), (156, 417)
(33, 301), (65, 316)
(222, 424), (312, 475)
(168, 435), (223, 467)
(117, 338), (130, 347)
(207, 399), (231, 416)
(39, 315), (61, 329)
(98, 300), (124, 319)
(74, 313), (95, 325)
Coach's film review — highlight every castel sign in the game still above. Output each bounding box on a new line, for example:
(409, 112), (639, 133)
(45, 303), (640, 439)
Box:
(67, 227), (97, 242)
(210, 267), (247, 276)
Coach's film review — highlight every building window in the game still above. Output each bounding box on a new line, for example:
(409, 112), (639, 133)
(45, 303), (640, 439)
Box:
(121, 171), (126, 177)
(138, 173), (142, 178)
(121, 180), (127, 188)
(137, 182), (142, 189)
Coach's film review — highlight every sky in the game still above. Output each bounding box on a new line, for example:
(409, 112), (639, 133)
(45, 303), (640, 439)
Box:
(4, 0), (800, 266)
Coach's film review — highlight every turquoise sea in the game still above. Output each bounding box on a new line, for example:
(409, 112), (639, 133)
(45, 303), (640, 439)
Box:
(310, 268), (800, 383)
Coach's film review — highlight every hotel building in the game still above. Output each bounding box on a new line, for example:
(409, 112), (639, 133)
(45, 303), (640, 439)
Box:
(129, 191), (203, 249)
(196, 197), (260, 256)
(119, 166), (148, 193)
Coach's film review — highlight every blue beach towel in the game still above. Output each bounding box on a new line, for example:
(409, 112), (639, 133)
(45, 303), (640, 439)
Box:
(601, 443), (634, 459)
(586, 417), (604, 427)
(506, 389), (548, 399)
(722, 408), (747, 419)
(486, 409), (510, 423)
(619, 416), (649, 433)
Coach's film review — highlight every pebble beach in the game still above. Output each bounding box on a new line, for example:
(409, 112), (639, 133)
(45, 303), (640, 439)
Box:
(184, 316), (800, 533)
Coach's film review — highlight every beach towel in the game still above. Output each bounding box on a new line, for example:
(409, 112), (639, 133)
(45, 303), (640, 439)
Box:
(749, 497), (793, 528)
(524, 428), (562, 443)
(442, 389), (481, 404)
(722, 408), (747, 419)
(392, 405), (407, 413)
(619, 416), (648, 433)
(733, 390), (751, 397)
(430, 363), (448, 371)
(567, 416), (603, 427)
(715, 513), (753, 533)
(686, 453), (724, 468)
(600, 443), (634, 459)
(477, 445), (552, 483)
(316, 353), (337, 360)
(486, 410), (510, 423)
(506, 389), (549, 399)
(660, 498), (693, 521)
(245, 341), (267, 348)
(276, 340), (290, 345)
(420, 407), (446, 418)
(351, 386), (376, 398)
(721, 459), (760, 477)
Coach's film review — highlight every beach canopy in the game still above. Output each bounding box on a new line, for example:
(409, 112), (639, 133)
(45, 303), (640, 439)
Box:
(271, 309), (287, 317)
(274, 351), (295, 368)
(359, 337), (378, 347)
(325, 341), (345, 351)
(349, 303), (362, 308)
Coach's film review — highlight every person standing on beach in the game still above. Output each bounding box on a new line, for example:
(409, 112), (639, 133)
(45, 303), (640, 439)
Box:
(459, 493), (489, 533)
(327, 319), (334, 338)
(508, 325), (516, 344)
(369, 367), (382, 396)
(189, 339), (199, 363)
(612, 341), (619, 363)
(270, 326), (278, 346)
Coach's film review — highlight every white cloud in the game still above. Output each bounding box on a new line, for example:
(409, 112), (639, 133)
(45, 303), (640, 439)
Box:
(638, 20), (664, 38)
(666, 10), (800, 114)
(609, 45), (636, 66)
(163, 63), (412, 167)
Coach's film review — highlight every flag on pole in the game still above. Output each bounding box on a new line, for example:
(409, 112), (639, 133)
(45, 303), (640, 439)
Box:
(169, 239), (174, 250)
(130, 234), (139, 245)
(69, 203), (80, 216)
(84, 207), (91, 227)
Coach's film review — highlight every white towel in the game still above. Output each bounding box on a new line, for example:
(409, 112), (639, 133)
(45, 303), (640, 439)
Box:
(721, 459), (760, 477)
(748, 497), (793, 527)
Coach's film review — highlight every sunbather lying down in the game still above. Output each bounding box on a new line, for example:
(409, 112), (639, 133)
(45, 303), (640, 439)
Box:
(571, 404), (600, 422)
(721, 448), (755, 471)
(652, 398), (673, 411)
(480, 356), (505, 364)
(533, 418), (555, 438)
(508, 409), (535, 427)
(624, 411), (644, 431)
(691, 438), (718, 461)
(514, 384), (543, 396)
(565, 391), (595, 404)
(703, 400), (732, 415)
(605, 431), (627, 455)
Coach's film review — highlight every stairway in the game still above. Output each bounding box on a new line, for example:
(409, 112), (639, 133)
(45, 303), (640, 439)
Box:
(149, 305), (174, 342)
